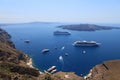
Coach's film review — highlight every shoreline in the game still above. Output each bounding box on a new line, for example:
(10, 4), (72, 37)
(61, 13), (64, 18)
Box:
(26, 57), (34, 68)
(26, 56), (44, 74)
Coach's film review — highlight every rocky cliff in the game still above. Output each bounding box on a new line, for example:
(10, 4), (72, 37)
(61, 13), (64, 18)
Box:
(0, 28), (40, 80)
(84, 60), (120, 80)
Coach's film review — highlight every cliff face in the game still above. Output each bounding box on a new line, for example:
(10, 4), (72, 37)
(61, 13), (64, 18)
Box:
(85, 60), (120, 80)
(0, 29), (14, 48)
(0, 28), (40, 80)
(0, 28), (27, 64)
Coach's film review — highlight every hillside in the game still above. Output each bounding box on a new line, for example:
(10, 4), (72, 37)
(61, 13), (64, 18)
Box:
(58, 24), (120, 31)
(87, 60), (120, 80)
(0, 28), (40, 80)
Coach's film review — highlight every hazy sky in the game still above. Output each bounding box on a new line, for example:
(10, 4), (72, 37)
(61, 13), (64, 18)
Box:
(0, 0), (120, 23)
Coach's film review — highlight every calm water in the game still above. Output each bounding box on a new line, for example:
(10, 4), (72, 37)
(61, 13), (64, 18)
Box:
(1, 23), (120, 75)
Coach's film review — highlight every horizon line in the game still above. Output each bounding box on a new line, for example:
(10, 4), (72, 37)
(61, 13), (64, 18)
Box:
(0, 21), (120, 24)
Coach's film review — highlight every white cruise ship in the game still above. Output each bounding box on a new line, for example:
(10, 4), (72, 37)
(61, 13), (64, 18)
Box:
(73, 40), (100, 47)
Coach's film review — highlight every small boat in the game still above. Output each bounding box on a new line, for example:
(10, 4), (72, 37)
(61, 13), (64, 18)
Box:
(42, 49), (50, 53)
(47, 66), (56, 72)
(65, 53), (68, 56)
(54, 47), (57, 50)
(83, 51), (86, 53)
(44, 66), (57, 74)
(61, 46), (65, 50)
(50, 69), (57, 74)
(59, 56), (63, 61)
(24, 40), (30, 43)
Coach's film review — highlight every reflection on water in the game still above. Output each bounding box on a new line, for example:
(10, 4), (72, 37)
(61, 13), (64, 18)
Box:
(59, 56), (64, 70)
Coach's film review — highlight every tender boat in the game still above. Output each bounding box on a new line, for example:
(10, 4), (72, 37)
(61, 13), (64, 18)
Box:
(47, 66), (56, 72)
(73, 40), (100, 47)
(44, 66), (57, 74)
(54, 31), (70, 35)
(61, 46), (65, 50)
(50, 69), (57, 74)
(65, 53), (68, 56)
(41, 49), (50, 53)
(83, 50), (86, 53)
(24, 40), (30, 43)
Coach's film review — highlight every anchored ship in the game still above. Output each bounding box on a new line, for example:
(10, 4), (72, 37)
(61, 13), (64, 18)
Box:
(73, 40), (100, 47)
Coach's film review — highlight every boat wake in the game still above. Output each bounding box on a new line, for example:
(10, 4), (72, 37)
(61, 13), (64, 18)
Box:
(61, 46), (65, 50)
(59, 56), (64, 70)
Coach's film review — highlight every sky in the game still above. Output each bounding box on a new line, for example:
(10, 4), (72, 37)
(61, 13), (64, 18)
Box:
(0, 0), (120, 23)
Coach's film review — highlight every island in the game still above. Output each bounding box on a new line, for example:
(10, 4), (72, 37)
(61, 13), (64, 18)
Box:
(58, 24), (120, 31)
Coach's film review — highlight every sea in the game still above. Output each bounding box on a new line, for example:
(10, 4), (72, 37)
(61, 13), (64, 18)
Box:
(1, 23), (120, 75)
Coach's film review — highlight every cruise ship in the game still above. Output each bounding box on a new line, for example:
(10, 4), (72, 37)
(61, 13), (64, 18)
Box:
(73, 40), (100, 47)
(53, 31), (70, 35)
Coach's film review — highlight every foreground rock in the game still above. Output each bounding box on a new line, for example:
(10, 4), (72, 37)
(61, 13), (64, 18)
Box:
(0, 28), (40, 80)
(53, 72), (84, 80)
(85, 60), (120, 80)
(58, 24), (120, 31)
(0, 28), (15, 47)
(39, 72), (84, 80)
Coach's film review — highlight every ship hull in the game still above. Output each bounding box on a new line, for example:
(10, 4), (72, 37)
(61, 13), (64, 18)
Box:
(73, 44), (99, 47)
(53, 31), (70, 35)
(73, 41), (100, 47)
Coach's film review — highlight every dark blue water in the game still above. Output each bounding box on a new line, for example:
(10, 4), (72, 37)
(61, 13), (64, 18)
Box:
(1, 23), (120, 75)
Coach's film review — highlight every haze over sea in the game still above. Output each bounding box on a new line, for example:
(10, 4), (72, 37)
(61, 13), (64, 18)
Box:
(1, 23), (120, 75)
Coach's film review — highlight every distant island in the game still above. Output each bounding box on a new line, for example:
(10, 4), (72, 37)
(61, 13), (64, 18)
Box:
(58, 24), (120, 31)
